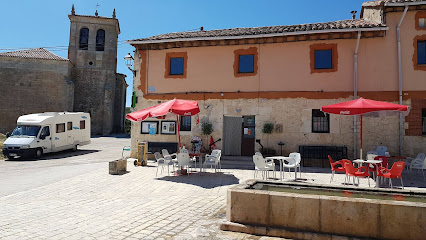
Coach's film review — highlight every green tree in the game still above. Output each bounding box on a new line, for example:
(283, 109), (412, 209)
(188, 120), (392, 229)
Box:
(124, 107), (132, 134)
(262, 123), (274, 156)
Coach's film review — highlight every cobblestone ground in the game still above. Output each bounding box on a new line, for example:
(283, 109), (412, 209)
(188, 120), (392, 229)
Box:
(1, 146), (425, 239)
(0, 158), (284, 240)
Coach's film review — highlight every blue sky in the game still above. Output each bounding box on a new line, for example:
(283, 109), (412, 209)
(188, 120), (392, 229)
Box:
(1, 0), (368, 106)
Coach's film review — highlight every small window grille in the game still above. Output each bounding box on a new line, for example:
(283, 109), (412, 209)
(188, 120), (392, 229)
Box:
(312, 109), (330, 133)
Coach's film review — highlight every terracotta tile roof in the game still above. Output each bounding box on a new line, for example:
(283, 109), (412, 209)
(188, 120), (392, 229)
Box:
(129, 19), (386, 43)
(363, 0), (426, 6)
(0, 48), (69, 61)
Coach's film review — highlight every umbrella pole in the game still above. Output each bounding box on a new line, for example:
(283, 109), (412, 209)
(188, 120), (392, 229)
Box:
(176, 115), (181, 148)
(360, 114), (363, 159)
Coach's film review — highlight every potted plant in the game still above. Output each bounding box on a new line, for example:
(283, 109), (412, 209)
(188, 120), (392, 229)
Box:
(262, 122), (274, 156)
(201, 121), (213, 152)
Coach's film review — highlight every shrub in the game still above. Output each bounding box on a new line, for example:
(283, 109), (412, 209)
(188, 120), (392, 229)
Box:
(262, 123), (274, 134)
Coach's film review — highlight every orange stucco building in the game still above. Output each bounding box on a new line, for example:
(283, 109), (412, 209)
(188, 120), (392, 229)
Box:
(127, 0), (426, 159)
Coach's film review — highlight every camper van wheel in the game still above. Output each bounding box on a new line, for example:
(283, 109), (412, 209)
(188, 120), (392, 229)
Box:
(72, 145), (78, 152)
(35, 148), (43, 159)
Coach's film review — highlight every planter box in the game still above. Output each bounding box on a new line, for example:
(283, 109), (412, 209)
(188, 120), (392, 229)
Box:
(109, 159), (127, 175)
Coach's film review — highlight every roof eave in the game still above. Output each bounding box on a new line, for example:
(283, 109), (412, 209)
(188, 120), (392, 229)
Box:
(127, 27), (389, 45)
(385, 1), (426, 6)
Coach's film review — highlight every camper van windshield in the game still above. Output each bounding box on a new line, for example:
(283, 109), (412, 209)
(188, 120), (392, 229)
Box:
(11, 125), (41, 137)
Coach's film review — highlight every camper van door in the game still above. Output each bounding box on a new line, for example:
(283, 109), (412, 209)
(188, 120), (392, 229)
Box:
(38, 126), (52, 153)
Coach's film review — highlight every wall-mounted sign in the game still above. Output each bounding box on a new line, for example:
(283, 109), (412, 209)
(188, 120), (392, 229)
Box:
(141, 121), (158, 135)
(148, 86), (155, 92)
(161, 121), (176, 135)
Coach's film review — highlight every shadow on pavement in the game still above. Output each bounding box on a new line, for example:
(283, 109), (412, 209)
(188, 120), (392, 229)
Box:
(6, 149), (100, 161)
(156, 172), (239, 189)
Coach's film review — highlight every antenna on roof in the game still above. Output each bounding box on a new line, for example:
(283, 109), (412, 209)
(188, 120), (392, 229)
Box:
(351, 10), (357, 20)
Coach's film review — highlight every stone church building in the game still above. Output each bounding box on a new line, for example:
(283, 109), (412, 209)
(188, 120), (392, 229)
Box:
(0, 7), (127, 135)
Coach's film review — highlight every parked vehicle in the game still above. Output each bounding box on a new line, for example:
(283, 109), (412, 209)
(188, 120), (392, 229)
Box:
(2, 112), (90, 159)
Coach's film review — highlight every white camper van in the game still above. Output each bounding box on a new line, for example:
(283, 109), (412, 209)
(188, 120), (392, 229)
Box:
(2, 112), (91, 159)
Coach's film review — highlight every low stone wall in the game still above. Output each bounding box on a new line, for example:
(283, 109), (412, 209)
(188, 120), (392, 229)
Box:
(225, 180), (426, 240)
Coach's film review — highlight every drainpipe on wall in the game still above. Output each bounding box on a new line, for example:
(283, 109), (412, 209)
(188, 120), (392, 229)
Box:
(354, 31), (361, 159)
(397, 6), (408, 156)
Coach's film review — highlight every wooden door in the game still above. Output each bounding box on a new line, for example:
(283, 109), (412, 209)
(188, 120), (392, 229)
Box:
(241, 116), (255, 156)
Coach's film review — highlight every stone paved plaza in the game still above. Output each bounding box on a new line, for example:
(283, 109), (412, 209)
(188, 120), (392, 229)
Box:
(1, 137), (426, 239)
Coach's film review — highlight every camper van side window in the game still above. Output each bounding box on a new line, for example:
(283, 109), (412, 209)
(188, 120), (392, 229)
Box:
(80, 120), (86, 130)
(40, 126), (50, 138)
(56, 123), (65, 133)
(67, 122), (73, 131)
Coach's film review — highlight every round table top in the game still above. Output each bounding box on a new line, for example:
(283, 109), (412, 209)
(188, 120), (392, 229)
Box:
(353, 159), (382, 164)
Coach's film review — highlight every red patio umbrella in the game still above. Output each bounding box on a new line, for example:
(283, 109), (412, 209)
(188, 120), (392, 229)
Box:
(126, 98), (200, 147)
(321, 98), (408, 159)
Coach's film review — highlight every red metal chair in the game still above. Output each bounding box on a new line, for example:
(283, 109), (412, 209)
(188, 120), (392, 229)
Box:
(328, 155), (346, 183)
(378, 161), (405, 189)
(344, 161), (370, 187)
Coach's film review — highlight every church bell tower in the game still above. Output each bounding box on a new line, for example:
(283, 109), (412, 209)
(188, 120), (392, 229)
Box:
(68, 5), (125, 135)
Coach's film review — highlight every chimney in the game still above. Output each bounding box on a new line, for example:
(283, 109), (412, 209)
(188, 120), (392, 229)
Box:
(351, 10), (357, 20)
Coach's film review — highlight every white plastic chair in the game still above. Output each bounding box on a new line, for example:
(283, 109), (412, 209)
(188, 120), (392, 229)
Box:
(410, 153), (426, 180)
(204, 150), (222, 172)
(282, 152), (302, 179)
(367, 154), (378, 160)
(177, 152), (192, 172)
(162, 149), (178, 166)
(252, 155), (275, 179)
(154, 152), (173, 176)
(180, 148), (197, 169)
(406, 153), (425, 170)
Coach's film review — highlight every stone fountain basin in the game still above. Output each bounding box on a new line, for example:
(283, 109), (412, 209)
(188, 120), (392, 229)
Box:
(223, 180), (426, 240)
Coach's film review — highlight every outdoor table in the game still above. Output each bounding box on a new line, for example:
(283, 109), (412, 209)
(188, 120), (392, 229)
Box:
(189, 153), (204, 172)
(266, 156), (302, 181)
(265, 156), (287, 180)
(353, 159), (383, 187)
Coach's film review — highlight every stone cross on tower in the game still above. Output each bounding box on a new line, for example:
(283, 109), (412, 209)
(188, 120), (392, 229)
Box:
(95, 3), (100, 16)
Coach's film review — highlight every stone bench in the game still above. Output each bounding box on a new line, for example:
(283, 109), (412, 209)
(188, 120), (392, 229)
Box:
(109, 159), (127, 175)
